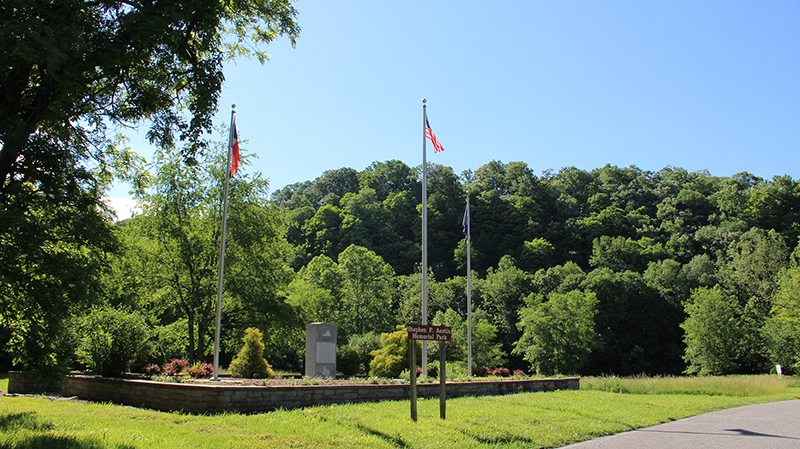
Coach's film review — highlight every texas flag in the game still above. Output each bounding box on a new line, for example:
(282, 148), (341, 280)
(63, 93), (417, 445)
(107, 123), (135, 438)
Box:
(229, 116), (240, 176)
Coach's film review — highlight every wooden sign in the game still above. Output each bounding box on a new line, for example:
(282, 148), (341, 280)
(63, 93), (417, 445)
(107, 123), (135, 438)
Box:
(407, 323), (451, 421)
(407, 323), (452, 341)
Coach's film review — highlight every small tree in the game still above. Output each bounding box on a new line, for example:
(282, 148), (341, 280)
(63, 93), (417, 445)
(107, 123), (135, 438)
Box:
(681, 286), (743, 375)
(514, 290), (598, 375)
(76, 307), (150, 377)
(229, 328), (274, 379)
(369, 326), (419, 378)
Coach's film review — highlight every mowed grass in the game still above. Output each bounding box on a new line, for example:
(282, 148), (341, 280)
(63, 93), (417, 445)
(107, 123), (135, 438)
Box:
(0, 376), (798, 449)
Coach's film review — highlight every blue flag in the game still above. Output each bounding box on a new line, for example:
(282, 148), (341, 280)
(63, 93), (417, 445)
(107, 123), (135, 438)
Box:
(462, 203), (470, 238)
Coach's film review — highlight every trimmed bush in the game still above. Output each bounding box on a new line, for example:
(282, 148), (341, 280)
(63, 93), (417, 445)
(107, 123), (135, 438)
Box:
(75, 307), (150, 377)
(229, 328), (274, 379)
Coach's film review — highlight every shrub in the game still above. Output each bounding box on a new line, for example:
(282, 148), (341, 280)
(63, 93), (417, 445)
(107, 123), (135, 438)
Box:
(229, 328), (274, 379)
(338, 332), (380, 376)
(143, 364), (161, 376)
(75, 307), (150, 377)
(162, 358), (189, 376)
(513, 369), (526, 376)
(369, 326), (420, 378)
(188, 362), (214, 379)
(492, 367), (511, 377)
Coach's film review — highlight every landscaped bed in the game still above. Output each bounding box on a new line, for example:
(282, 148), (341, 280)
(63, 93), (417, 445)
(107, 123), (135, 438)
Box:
(8, 371), (578, 413)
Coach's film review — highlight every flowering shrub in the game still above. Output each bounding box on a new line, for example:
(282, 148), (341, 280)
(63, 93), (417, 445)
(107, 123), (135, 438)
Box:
(492, 367), (511, 377)
(513, 369), (526, 376)
(476, 366), (493, 376)
(143, 364), (161, 376)
(162, 358), (189, 376)
(188, 362), (214, 379)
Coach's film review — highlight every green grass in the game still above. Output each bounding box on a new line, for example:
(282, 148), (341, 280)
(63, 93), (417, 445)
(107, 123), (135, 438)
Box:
(0, 373), (7, 393)
(1, 377), (798, 449)
(582, 374), (797, 396)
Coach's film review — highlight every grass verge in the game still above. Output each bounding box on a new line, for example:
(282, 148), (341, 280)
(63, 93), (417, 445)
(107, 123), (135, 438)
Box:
(1, 377), (798, 449)
(582, 374), (798, 396)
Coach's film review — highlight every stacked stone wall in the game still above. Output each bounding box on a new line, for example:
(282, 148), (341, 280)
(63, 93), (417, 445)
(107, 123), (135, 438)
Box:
(12, 374), (579, 413)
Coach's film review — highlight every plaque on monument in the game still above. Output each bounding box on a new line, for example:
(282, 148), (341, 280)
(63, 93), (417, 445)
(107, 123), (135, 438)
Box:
(305, 322), (337, 378)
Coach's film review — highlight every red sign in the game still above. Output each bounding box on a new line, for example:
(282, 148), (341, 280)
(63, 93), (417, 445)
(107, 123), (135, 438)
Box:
(407, 323), (452, 341)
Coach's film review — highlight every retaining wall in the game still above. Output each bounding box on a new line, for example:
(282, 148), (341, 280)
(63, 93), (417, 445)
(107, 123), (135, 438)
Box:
(31, 375), (579, 413)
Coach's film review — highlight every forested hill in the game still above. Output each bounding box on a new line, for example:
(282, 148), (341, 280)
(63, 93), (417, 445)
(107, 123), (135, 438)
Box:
(274, 160), (799, 277)
(274, 160), (800, 375)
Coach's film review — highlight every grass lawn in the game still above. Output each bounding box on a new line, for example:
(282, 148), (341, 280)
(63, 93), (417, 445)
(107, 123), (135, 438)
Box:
(0, 375), (797, 449)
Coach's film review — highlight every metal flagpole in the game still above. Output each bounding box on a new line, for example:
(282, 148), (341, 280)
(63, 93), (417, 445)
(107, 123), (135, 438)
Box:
(421, 99), (429, 378)
(213, 104), (236, 381)
(466, 195), (473, 375)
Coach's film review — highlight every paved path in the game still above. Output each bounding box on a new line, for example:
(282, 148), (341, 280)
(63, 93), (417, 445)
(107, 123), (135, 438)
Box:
(561, 400), (800, 449)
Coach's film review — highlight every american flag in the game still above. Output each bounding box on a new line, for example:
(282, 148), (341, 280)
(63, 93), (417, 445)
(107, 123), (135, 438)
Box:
(425, 118), (444, 153)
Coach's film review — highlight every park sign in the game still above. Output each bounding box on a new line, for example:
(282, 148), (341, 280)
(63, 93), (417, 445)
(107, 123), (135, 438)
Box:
(407, 323), (452, 341)
(407, 323), (452, 421)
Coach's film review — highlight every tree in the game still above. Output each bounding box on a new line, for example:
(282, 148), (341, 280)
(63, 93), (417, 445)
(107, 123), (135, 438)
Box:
(107, 140), (293, 364)
(337, 245), (395, 337)
(0, 1), (299, 371)
(764, 267), (800, 373)
(682, 287), (743, 375)
(515, 291), (598, 375)
(431, 308), (506, 370)
(1, 1), (299, 186)
(76, 307), (150, 377)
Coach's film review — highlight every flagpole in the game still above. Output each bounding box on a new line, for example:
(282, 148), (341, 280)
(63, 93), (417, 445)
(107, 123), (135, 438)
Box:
(213, 104), (235, 381)
(421, 99), (429, 378)
(466, 195), (473, 375)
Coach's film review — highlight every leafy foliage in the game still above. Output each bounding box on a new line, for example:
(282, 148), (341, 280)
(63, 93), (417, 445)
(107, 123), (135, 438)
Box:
(76, 308), (150, 377)
(369, 326), (419, 378)
(515, 291), (599, 374)
(229, 328), (274, 379)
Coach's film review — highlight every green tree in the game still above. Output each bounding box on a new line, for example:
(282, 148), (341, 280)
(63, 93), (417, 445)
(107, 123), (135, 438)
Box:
(515, 290), (598, 375)
(337, 245), (395, 337)
(0, 1), (298, 371)
(106, 139), (293, 364)
(431, 308), (506, 370)
(764, 267), (800, 373)
(682, 287), (743, 375)
(76, 307), (150, 377)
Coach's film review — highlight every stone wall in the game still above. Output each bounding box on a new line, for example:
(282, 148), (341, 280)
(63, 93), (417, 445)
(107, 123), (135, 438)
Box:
(53, 375), (579, 413)
(7, 371), (62, 394)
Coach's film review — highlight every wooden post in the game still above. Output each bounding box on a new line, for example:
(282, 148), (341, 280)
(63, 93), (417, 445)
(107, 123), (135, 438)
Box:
(439, 340), (446, 419)
(410, 340), (417, 421)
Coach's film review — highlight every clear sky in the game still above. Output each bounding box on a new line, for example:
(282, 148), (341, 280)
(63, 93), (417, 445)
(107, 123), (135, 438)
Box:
(109, 0), (800, 218)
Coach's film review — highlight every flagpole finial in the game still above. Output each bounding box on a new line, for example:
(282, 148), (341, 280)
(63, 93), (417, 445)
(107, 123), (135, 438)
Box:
(422, 98), (426, 105)
(231, 104), (236, 110)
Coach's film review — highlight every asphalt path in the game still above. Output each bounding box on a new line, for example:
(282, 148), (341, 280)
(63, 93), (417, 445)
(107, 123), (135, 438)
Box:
(560, 399), (800, 449)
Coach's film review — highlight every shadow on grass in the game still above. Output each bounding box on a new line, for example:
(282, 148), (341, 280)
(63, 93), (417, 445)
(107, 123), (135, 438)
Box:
(455, 427), (537, 446)
(0, 412), (135, 449)
(0, 412), (55, 431)
(353, 423), (411, 449)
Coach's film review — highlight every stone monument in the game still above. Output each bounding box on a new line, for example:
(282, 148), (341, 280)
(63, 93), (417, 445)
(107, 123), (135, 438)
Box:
(305, 322), (337, 378)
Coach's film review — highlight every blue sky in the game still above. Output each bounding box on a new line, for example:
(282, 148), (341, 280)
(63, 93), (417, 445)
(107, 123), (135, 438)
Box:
(109, 0), (799, 217)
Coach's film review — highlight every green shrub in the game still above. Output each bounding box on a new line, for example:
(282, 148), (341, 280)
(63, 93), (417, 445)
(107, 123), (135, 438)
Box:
(229, 328), (274, 379)
(76, 307), (150, 377)
(338, 332), (380, 376)
(369, 326), (419, 378)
